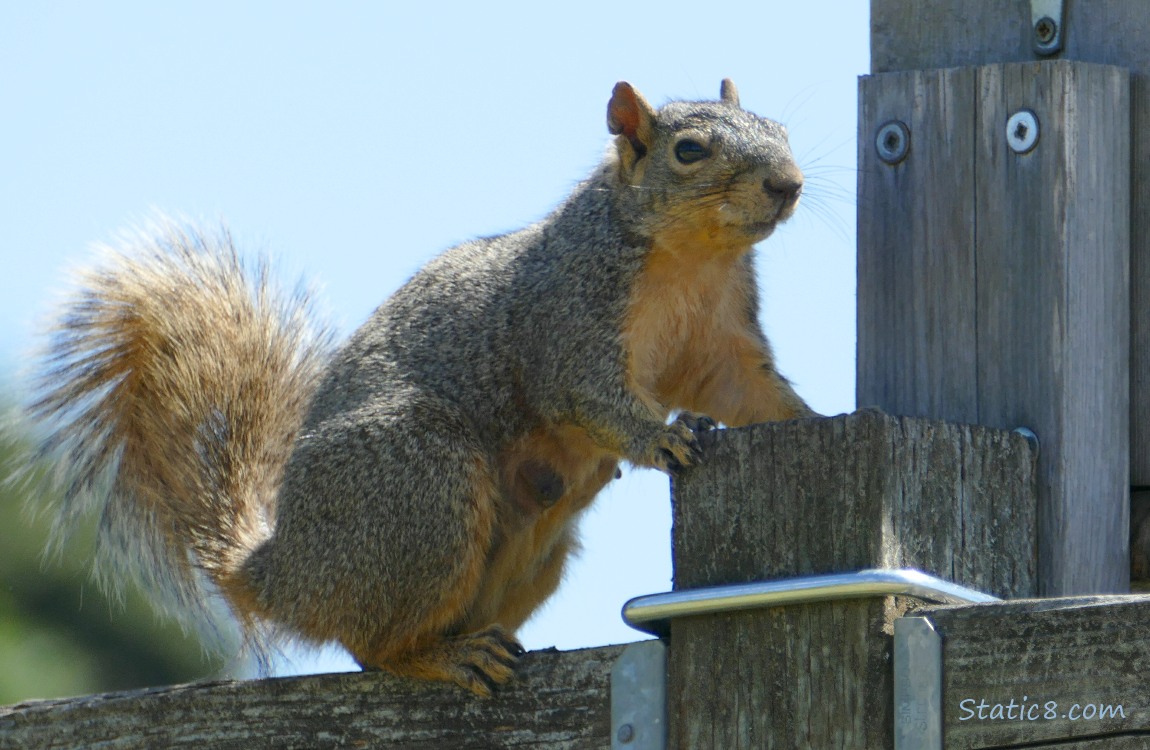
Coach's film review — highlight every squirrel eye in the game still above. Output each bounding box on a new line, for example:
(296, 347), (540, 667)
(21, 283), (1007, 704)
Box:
(674, 139), (710, 164)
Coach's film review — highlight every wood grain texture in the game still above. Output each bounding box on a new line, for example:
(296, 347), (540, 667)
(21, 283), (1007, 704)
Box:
(672, 412), (1037, 596)
(0, 645), (621, 750)
(1049, 741), (1150, 749)
(871, 0), (1150, 75)
(975, 62), (1130, 595)
(668, 601), (896, 750)
(919, 596), (1150, 749)
(667, 412), (1037, 748)
(1131, 490), (1150, 584)
(872, 0), (1150, 511)
(857, 66), (980, 424)
(857, 60), (1130, 595)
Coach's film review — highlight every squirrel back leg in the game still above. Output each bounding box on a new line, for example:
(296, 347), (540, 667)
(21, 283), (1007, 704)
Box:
(370, 624), (525, 697)
(346, 441), (525, 697)
(476, 424), (620, 630)
(238, 393), (523, 696)
(488, 530), (577, 632)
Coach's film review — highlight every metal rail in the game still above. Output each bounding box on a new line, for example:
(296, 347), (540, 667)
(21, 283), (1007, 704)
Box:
(622, 568), (999, 637)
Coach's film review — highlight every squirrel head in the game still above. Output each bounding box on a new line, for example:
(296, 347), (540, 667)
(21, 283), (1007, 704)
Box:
(606, 79), (803, 253)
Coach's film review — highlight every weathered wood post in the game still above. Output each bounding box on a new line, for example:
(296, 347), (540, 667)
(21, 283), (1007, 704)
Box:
(858, 0), (1133, 596)
(665, 412), (1037, 748)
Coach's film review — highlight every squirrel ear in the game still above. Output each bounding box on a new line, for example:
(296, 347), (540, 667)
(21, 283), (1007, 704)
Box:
(720, 79), (740, 107)
(607, 82), (655, 160)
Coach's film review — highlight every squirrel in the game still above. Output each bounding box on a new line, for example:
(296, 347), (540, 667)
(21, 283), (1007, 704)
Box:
(27, 79), (814, 696)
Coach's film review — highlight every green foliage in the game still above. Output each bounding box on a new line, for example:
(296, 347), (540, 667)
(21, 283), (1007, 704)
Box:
(0, 416), (233, 704)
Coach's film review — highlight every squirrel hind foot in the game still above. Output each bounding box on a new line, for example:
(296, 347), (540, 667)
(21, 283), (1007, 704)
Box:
(357, 624), (525, 698)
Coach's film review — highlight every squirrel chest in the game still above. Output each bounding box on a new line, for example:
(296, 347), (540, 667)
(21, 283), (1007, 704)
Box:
(623, 233), (758, 416)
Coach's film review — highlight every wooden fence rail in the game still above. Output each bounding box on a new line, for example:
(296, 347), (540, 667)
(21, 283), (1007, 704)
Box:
(0, 646), (620, 750)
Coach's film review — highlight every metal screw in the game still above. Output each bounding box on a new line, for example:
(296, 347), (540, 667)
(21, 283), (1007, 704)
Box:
(875, 120), (910, 165)
(616, 723), (635, 743)
(1034, 16), (1058, 48)
(1006, 110), (1039, 154)
(1035, 14), (1058, 54)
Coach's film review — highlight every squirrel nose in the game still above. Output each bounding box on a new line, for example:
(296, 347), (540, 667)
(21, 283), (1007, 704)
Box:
(763, 175), (803, 203)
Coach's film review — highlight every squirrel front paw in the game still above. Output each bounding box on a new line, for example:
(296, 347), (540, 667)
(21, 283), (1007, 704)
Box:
(648, 412), (715, 473)
(674, 410), (718, 434)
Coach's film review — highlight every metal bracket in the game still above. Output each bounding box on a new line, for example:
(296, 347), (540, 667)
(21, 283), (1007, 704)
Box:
(1031, 0), (1066, 56)
(621, 568), (998, 637)
(611, 640), (667, 750)
(894, 616), (943, 750)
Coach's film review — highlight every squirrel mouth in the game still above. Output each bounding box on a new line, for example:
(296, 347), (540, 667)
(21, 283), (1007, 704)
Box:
(745, 220), (779, 239)
(747, 200), (799, 239)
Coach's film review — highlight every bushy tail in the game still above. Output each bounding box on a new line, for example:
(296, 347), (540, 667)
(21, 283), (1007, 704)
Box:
(26, 217), (331, 650)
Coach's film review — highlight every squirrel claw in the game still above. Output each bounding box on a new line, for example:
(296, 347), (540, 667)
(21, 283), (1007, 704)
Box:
(366, 624), (524, 698)
(651, 419), (703, 474)
(455, 625), (524, 697)
(659, 450), (686, 474)
(675, 411), (718, 434)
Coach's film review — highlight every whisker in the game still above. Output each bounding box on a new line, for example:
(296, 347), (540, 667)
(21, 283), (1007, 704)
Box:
(797, 134), (856, 169)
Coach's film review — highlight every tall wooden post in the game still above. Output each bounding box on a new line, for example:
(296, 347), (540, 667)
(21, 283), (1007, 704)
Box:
(858, 0), (1132, 595)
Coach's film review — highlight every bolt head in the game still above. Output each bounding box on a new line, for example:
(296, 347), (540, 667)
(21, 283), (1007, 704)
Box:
(875, 120), (910, 165)
(1006, 110), (1039, 154)
(617, 723), (635, 743)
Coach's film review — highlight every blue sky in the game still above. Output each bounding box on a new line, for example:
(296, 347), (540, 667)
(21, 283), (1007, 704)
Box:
(1, 2), (867, 674)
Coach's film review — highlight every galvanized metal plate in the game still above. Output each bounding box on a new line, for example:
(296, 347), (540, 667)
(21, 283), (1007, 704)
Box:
(611, 640), (667, 750)
(894, 616), (943, 750)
